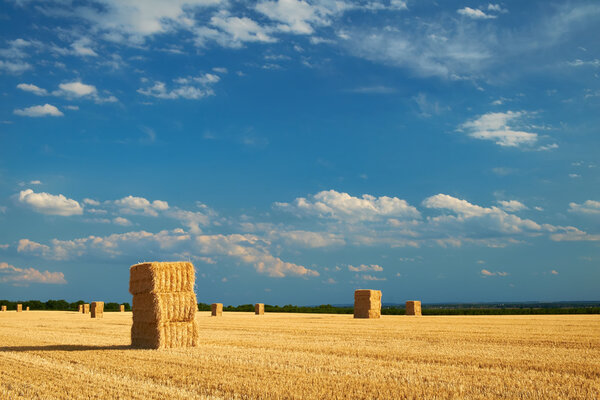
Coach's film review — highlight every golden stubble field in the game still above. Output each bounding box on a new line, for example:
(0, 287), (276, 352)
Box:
(0, 311), (598, 399)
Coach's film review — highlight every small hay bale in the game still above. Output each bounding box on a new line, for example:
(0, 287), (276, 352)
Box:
(131, 320), (200, 349)
(255, 303), (264, 315)
(354, 289), (382, 319)
(91, 301), (104, 318)
(83, 303), (90, 314)
(78, 304), (83, 313)
(129, 262), (195, 295)
(26, 306), (29, 311)
(120, 304), (125, 312)
(132, 292), (197, 323)
(406, 300), (422, 316)
(1, 305), (6, 312)
(16, 304), (22, 312)
(211, 303), (223, 317)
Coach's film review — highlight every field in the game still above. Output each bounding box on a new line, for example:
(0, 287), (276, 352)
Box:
(0, 311), (599, 399)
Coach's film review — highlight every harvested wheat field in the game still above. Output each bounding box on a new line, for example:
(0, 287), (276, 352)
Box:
(0, 311), (598, 399)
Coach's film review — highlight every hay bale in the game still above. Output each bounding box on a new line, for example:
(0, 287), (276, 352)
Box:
(16, 304), (22, 312)
(1, 305), (6, 312)
(83, 303), (90, 314)
(129, 262), (195, 295)
(129, 261), (199, 349)
(131, 320), (199, 349)
(354, 289), (382, 319)
(120, 304), (125, 312)
(255, 303), (264, 315)
(91, 301), (104, 318)
(406, 300), (422, 316)
(78, 304), (83, 313)
(211, 303), (223, 317)
(132, 292), (197, 323)
(26, 306), (30, 311)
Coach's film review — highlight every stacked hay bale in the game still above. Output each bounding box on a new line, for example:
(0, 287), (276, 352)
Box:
(83, 304), (90, 314)
(255, 303), (264, 315)
(211, 303), (223, 317)
(129, 262), (199, 349)
(406, 300), (422, 316)
(354, 289), (382, 319)
(1, 305), (6, 312)
(16, 304), (22, 312)
(91, 301), (104, 318)
(120, 304), (125, 312)
(78, 304), (83, 313)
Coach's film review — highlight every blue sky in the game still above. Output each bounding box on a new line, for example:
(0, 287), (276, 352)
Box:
(0, 0), (599, 305)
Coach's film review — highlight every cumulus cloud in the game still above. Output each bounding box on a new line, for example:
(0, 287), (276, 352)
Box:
(568, 200), (600, 215)
(275, 190), (420, 222)
(17, 83), (48, 95)
(53, 81), (118, 103)
(348, 264), (383, 272)
(138, 73), (220, 99)
(497, 200), (528, 212)
(361, 274), (386, 281)
(274, 230), (345, 248)
(460, 111), (539, 148)
(114, 195), (169, 217)
(0, 261), (66, 285)
(17, 189), (83, 216)
(256, 0), (331, 35)
(14, 104), (63, 117)
(457, 7), (496, 19)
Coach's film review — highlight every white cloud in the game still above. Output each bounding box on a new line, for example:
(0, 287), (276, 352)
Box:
(0, 60), (32, 74)
(14, 104), (64, 117)
(256, 0), (330, 35)
(457, 7), (496, 19)
(53, 81), (118, 103)
(276, 189), (420, 222)
(568, 200), (600, 215)
(17, 83), (48, 95)
(114, 195), (169, 217)
(567, 59), (600, 68)
(550, 269), (559, 275)
(480, 269), (508, 277)
(83, 198), (100, 206)
(17, 189), (83, 216)
(361, 274), (386, 281)
(497, 200), (528, 212)
(0, 262), (66, 285)
(195, 234), (319, 278)
(71, 37), (98, 57)
(460, 111), (539, 148)
(275, 230), (345, 248)
(202, 11), (277, 47)
(113, 217), (132, 226)
(348, 264), (383, 272)
(138, 73), (219, 99)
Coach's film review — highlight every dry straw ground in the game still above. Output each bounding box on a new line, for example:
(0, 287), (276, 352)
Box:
(0, 311), (598, 399)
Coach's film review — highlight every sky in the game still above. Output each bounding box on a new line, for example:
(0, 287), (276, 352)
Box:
(0, 0), (599, 305)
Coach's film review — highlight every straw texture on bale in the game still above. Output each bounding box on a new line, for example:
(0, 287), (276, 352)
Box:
(83, 304), (90, 314)
(211, 303), (223, 317)
(1, 305), (6, 312)
(354, 289), (382, 319)
(132, 292), (197, 323)
(91, 301), (104, 318)
(406, 300), (422, 316)
(120, 304), (125, 312)
(129, 262), (195, 295)
(129, 261), (199, 349)
(255, 303), (264, 315)
(16, 304), (22, 312)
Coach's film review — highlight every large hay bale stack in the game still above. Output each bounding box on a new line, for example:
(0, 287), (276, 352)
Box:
(83, 303), (90, 314)
(91, 301), (104, 318)
(211, 303), (223, 317)
(406, 300), (422, 316)
(129, 262), (199, 349)
(120, 304), (125, 312)
(16, 304), (22, 312)
(354, 289), (382, 319)
(1, 305), (6, 312)
(255, 303), (264, 315)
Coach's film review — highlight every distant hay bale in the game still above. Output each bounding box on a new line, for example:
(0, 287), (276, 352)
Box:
(91, 301), (104, 318)
(83, 303), (90, 314)
(211, 303), (223, 317)
(354, 289), (382, 319)
(26, 306), (29, 311)
(16, 304), (22, 312)
(78, 304), (83, 313)
(129, 261), (199, 349)
(129, 262), (195, 295)
(1, 305), (6, 312)
(406, 300), (422, 316)
(255, 303), (264, 315)
(120, 304), (125, 312)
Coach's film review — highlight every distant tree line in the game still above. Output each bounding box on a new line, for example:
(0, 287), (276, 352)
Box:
(0, 300), (130, 311)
